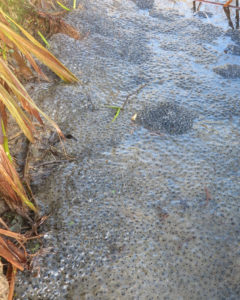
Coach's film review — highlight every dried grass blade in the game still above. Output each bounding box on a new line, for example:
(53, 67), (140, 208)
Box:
(0, 8), (49, 50)
(0, 58), (43, 124)
(0, 237), (24, 270)
(0, 17), (79, 82)
(7, 265), (17, 300)
(4, 37), (50, 81)
(0, 85), (34, 142)
(5, 240), (27, 264)
(1, 119), (12, 161)
(0, 229), (26, 243)
(0, 145), (36, 212)
(0, 101), (7, 132)
(0, 74), (64, 138)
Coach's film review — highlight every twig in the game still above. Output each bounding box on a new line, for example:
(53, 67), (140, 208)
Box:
(7, 265), (17, 300)
(23, 140), (30, 182)
(0, 217), (9, 230)
(193, 1), (196, 12)
(122, 83), (147, 109)
(197, 2), (202, 12)
(9, 131), (22, 142)
(22, 140), (38, 212)
(236, 0), (239, 28)
(223, 6), (235, 29)
(194, 0), (240, 10)
(204, 186), (211, 206)
(107, 83), (147, 123)
(33, 159), (75, 168)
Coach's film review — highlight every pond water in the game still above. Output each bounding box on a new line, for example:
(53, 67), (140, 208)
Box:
(157, 0), (238, 29)
(16, 0), (240, 299)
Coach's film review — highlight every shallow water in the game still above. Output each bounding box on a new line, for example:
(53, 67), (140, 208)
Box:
(15, 0), (240, 299)
(156, 0), (238, 30)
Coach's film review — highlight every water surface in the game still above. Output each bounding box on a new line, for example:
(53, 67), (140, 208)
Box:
(16, 1), (240, 299)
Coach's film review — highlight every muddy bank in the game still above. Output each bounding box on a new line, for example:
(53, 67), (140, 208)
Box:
(15, 0), (240, 299)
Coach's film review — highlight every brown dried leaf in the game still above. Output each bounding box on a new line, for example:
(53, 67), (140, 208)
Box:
(37, 11), (84, 40)
(0, 145), (36, 212)
(0, 237), (24, 271)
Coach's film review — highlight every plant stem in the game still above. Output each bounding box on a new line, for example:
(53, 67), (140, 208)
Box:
(0, 113), (12, 161)
(0, 113), (4, 145)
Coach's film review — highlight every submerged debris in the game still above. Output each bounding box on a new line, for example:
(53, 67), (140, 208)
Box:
(224, 44), (240, 56)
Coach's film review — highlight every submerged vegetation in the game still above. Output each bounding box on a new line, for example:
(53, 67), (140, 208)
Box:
(0, 1), (78, 298)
